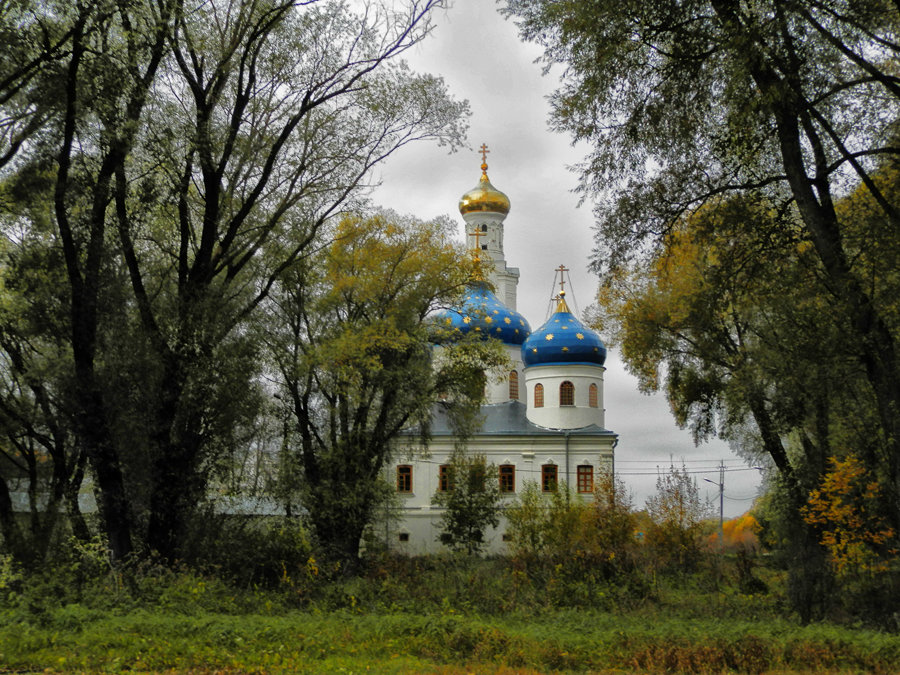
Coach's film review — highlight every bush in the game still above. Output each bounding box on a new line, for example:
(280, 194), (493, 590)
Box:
(178, 512), (314, 587)
(645, 464), (711, 573)
(505, 473), (650, 609)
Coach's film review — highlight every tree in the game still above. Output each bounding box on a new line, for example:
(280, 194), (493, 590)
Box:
(595, 194), (857, 480)
(645, 464), (711, 572)
(502, 0), (900, 517)
(119, 0), (468, 561)
(0, 217), (90, 562)
(0, 0), (78, 170)
(593, 194), (860, 613)
(0, 0), (467, 561)
(506, 473), (636, 560)
(268, 213), (507, 567)
(433, 449), (502, 554)
(803, 455), (898, 579)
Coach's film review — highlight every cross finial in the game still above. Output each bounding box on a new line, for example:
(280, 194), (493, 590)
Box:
(479, 143), (490, 175)
(554, 264), (572, 313)
(468, 226), (485, 250)
(467, 226), (487, 280)
(556, 264), (569, 294)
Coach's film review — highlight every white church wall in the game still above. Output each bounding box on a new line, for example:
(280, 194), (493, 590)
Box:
(386, 431), (615, 554)
(484, 345), (526, 404)
(523, 364), (606, 429)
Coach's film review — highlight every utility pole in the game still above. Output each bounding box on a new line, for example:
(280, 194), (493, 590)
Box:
(704, 461), (725, 548)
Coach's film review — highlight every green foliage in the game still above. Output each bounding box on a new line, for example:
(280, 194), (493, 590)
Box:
(3, 528), (900, 672)
(176, 514), (315, 588)
(0, 553), (23, 603)
(594, 188), (898, 618)
(505, 473), (649, 609)
(3, 558), (900, 674)
(269, 213), (508, 566)
(0, 0), (469, 564)
(433, 451), (501, 554)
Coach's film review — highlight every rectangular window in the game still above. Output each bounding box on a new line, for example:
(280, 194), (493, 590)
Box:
(577, 465), (594, 494)
(397, 465), (412, 493)
(542, 464), (558, 492)
(499, 464), (515, 493)
(439, 464), (453, 492)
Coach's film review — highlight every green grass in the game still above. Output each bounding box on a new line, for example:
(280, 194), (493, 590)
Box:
(3, 604), (899, 673)
(1, 553), (898, 674)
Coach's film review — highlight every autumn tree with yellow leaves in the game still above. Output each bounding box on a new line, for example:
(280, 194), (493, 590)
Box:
(266, 213), (507, 567)
(803, 455), (898, 579)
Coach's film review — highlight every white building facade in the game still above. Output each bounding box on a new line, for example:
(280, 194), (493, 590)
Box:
(386, 152), (617, 554)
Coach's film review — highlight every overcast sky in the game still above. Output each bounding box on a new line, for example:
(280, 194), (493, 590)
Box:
(371, 0), (762, 517)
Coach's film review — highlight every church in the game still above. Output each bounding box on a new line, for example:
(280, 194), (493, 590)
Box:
(386, 148), (618, 553)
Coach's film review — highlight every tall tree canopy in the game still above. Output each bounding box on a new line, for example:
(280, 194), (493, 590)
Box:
(0, 0), (467, 562)
(267, 213), (507, 566)
(502, 0), (900, 519)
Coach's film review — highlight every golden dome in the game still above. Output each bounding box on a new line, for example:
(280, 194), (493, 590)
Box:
(459, 157), (510, 216)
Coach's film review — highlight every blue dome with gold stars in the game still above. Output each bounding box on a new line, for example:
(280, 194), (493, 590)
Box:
(522, 294), (606, 366)
(436, 282), (531, 345)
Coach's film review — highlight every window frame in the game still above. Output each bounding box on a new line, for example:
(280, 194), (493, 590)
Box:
(577, 465), (594, 494)
(541, 464), (558, 492)
(509, 370), (519, 401)
(589, 383), (599, 408)
(560, 380), (575, 406)
(499, 464), (516, 493)
(396, 464), (412, 493)
(534, 382), (544, 408)
(438, 464), (453, 492)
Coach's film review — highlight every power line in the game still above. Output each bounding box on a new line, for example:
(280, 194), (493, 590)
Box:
(616, 458), (746, 464)
(616, 467), (762, 476)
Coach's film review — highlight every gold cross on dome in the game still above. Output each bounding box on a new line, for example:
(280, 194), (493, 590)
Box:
(468, 226), (485, 251)
(479, 143), (490, 175)
(556, 264), (569, 294)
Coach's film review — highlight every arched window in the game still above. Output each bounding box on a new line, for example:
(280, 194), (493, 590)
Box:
(509, 371), (519, 401)
(560, 381), (575, 406)
(534, 383), (544, 408)
(589, 383), (599, 408)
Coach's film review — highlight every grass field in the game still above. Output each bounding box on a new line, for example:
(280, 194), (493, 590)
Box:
(3, 583), (899, 673)
(2, 549), (898, 674)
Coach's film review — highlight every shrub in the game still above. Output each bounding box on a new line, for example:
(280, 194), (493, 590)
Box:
(178, 512), (314, 587)
(505, 472), (650, 608)
(645, 464), (711, 573)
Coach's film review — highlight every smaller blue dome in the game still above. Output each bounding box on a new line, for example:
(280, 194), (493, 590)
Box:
(522, 296), (606, 366)
(435, 282), (531, 345)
